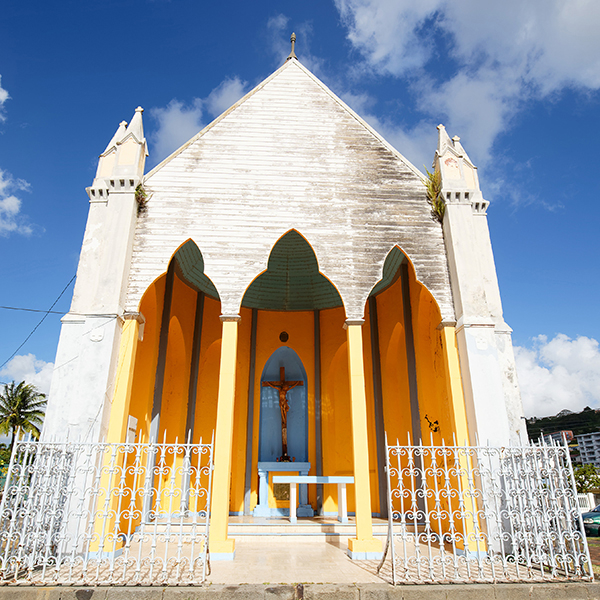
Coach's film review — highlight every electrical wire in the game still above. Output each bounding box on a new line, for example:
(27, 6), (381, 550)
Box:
(0, 275), (76, 371)
(0, 306), (63, 315)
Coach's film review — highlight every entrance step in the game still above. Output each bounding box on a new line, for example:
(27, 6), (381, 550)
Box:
(139, 516), (420, 540)
(227, 516), (389, 538)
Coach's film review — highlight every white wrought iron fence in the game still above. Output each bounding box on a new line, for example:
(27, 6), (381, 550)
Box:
(0, 435), (213, 585)
(380, 435), (593, 584)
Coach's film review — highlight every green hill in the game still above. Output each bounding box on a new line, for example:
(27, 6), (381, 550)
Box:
(526, 406), (600, 441)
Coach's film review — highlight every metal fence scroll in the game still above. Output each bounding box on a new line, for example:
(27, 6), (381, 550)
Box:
(382, 434), (593, 584)
(0, 435), (214, 585)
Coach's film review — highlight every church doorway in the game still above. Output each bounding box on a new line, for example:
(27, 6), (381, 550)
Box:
(252, 347), (311, 517)
(119, 232), (460, 524)
(259, 347), (308, 463)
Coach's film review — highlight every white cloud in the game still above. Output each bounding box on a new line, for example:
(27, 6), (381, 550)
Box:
(149, 77), (251, 164)
(335, 0), (440, 77)
(266, 15), (325, 75)
(367, 116), (436, 173)
(267, 14), (292, 65)
(0, 354), (54, 395)
(0, 169), (32, 236)
(0, 78), (34, 235)
(0, 75), (9, 122)
(334, 0), (600, 164)
(514, 334), (600, 418)
(149, 98), (204, 163)
(206, 77), (249, 119)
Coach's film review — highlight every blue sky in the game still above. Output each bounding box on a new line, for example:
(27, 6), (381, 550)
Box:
(0, 0), (599, 418)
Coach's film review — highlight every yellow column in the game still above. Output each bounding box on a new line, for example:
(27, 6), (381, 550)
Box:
(345, 320), (382, 559)
(90, 314), (141, 554)
(107, 316), (142, 442)
(209, 315), (240, 558)
(440, 325), (482, 555)
(440, 326), (469, 445)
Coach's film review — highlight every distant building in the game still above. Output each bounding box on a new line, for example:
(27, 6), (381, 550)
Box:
(542, 430), (574, 444)
(576, 432), (600, 468)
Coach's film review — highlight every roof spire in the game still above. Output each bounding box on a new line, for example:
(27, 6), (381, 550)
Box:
(287, 32), (297, 61)
(102, 120), (128, 155)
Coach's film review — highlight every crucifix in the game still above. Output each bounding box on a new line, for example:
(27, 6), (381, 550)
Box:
(262, 367), (303, 462)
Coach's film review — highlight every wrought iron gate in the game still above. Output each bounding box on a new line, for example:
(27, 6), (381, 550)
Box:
(381, 435), (593, 584)
(0, 436), (213, 585)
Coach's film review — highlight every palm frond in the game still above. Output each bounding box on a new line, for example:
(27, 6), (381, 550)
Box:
(0, 381), (47, 448)
(423, 167), (445, 222)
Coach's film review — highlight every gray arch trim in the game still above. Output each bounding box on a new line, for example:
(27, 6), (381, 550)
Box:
(173, 240), (220, 300)
(241, 231), (343, 311)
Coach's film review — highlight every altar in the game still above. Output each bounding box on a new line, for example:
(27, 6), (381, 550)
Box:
(253, 462), (314, 518)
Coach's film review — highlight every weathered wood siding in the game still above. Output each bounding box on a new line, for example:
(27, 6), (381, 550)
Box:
(127, 60), (454, 322)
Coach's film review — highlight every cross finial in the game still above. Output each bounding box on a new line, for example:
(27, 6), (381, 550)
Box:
(287, 32), (297, 61)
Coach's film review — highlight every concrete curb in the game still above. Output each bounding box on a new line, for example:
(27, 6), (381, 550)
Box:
(0, 583), (599, 600)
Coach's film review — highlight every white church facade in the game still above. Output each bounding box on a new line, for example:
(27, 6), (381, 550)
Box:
(36, 47), (544, 571)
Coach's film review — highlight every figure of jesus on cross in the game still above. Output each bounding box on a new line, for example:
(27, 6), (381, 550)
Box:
(262, 366), (303, 462)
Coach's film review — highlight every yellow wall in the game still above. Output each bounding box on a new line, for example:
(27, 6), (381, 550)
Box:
(249, 309), (316, 511)
(192, 295), (222, 446)
(320, 306), (354, 513)
(373, 274), (412, 446)
(411, 272), (456, 446)
(229, 306), (252, 514)
(361, 303), (385, 515)
(128, 274), (164, 442)
(158, 275), (197, 443)
(122, 250), (466, 520)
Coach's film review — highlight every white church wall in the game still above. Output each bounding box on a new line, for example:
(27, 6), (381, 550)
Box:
(472, 209), (527, 444)
(438, 126), (525, 445)
(43, 315), (121, 443)
(127, 60), (455, 324)
(43, 109), (146, 443)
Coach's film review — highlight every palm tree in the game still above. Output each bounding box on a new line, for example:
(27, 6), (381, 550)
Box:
(0, 381), (47, 451)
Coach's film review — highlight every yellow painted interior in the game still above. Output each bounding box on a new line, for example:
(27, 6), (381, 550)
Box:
(361, 303), (384, 516)
(158, 275), (196, 443)
(375, 274), (412, 448)
(128, 274), (164, 443)
(192, 296), (222, 445)
(110, 243), (474, 548)
(320, 307), (353, 514)
(250, 309), (316, 512)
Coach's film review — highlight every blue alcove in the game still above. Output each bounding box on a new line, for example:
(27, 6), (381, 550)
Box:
(259, 347), (308, 462)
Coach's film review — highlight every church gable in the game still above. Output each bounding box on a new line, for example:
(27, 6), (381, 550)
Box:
(128, 59), (454, 321)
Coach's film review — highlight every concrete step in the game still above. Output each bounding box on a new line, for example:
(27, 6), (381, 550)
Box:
(143, 517), (390, 538)
(228, 521), (388, 537)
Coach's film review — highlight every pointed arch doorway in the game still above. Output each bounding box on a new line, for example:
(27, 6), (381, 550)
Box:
(253, 346), (313, 517)
(259, 347), (308, 463)
(241, 229), (345, 518)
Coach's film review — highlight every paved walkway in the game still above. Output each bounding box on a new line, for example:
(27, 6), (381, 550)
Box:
(209, 537), (384, 584)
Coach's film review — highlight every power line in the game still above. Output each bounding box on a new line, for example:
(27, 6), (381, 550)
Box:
(0, 306), (63, 315)
(0, 275), (76, 371)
